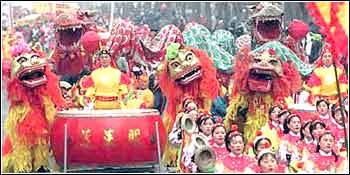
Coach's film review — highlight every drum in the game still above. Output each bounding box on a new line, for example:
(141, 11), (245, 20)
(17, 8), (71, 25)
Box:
(50, 109), (166, 167)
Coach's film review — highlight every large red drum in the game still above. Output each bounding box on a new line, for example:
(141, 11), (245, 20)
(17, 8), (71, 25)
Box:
(50, 109), (166, 167)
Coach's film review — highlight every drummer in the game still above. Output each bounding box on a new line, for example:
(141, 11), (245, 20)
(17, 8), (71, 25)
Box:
(82, 46), (130, 109)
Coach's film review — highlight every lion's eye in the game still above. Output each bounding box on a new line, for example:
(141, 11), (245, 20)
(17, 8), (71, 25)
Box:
(170, 61), (181, 69)
(254, 58), (261, 63)
(17, 57), (27, 64)
(185, 53), (193, 61)
(269, 59), (278, 65)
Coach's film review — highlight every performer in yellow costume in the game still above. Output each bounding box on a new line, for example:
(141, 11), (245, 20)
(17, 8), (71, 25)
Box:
(82, 48), (129, 109)
(124, 73), (154, 109)
(304, 43), (348, 104)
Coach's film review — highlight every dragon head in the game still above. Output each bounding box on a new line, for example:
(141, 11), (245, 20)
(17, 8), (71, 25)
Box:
(11, 53), (47, 88)
(54, 13), (84, 49)
(166, 43), (202, 85)
(250, 2), (284, 44)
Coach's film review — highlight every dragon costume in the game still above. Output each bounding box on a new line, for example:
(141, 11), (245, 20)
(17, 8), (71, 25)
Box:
(247, 2), (315, 77)
(2, 49), (64, 172)
(224, 41), (302, 143)
(159, 43), (219, 166)
(108, 19), (183, 73)
(50, 11), (93, 83)
(183, 22), (236, 74)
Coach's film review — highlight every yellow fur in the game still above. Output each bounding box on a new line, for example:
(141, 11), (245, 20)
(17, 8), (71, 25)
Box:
(2, 95), (55, 173)
(224, 94), (274, 143)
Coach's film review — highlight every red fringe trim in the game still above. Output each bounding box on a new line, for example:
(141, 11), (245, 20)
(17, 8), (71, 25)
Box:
(17, 109), (49, 145)
(7, 65), (65, 109)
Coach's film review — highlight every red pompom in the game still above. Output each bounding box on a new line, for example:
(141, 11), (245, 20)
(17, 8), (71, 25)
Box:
(256, 130), (263, 136)
(80, 76), (94, 89)
(297, 162), (304, 169)
(80, 31), (101, 53)
(340, 147), (346, 152)
(231, 124), (238, 132)
(216, 117), (223, 124)
(268, 48), (276, 55)
(263, 142), (270, 149)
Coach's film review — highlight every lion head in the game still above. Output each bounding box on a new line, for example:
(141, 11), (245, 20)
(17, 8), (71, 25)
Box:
(11, 53), (47, 88)
(233, 41), (302, 100)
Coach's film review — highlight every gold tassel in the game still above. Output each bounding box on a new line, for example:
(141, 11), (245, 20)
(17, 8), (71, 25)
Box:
(243, 95), (273, 143)
(162, 113), (178, 166)
(10, 143), (33, 173)
(4, 103), (30, 146)
(32, 139), (50, 171)
(2, 153), (13, 173)
(42, 95), (56, 126)
(224, 94), (247, 130)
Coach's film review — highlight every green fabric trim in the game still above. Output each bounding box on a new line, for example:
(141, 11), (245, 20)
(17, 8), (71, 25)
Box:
(166, 43), (181, 61)
(252, 41), (315, 76)
(183, 23), (235, 73)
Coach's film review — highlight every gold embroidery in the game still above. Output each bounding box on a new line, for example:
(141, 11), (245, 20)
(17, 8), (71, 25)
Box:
(81, 128), (91, 148)
(104, 129), (114, 144)
(128, 128), (141, 142)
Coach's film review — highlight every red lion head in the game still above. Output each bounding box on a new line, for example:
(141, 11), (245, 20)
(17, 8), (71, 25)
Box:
(232, 45), (302, 101)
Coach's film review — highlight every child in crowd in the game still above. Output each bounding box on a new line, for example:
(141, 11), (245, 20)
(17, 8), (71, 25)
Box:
(209, 118), (229, 161)
(329, 105), (348, 155)
(216, 125), (255, 173)
(246, 131), (273, 158)
(279, 114), (305, 164)
(309, 120), (326, 144)
(278, 109), (291, 132)
(304, 132), (347, 173)
(315, 99), (332, 126)
(256, 150), (288, 173)
(260, 105), (283, 152)
(300, 120), (314, 154)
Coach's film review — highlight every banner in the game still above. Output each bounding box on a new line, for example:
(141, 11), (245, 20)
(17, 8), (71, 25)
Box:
(306, 2), (349, 62)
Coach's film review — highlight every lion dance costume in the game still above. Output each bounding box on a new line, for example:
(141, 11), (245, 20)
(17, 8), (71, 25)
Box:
(2, 46), (64, 172)
(159, 43), (219, 166)
(224, 41), (302, 143)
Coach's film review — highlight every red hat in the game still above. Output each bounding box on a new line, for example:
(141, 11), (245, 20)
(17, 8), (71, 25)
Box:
(228, 124), (243, 139)
(213, 118), (224, 129)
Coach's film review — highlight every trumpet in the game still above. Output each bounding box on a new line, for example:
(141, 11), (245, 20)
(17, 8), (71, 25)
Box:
(192, 134), (216, 173)
(180, 113), (197, 134)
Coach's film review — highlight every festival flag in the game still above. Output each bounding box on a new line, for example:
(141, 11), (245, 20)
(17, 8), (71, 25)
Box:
(306, 2), (349, 63)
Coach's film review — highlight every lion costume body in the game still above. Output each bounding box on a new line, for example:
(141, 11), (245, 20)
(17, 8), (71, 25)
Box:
(159, 43), (219, 166)
(2, 51), (64, 172)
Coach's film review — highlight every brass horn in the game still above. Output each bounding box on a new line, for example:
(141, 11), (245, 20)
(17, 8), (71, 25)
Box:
(194, 145), (216, 173)
(192, 134), (208, 149)
(180, 113), (197, 134)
